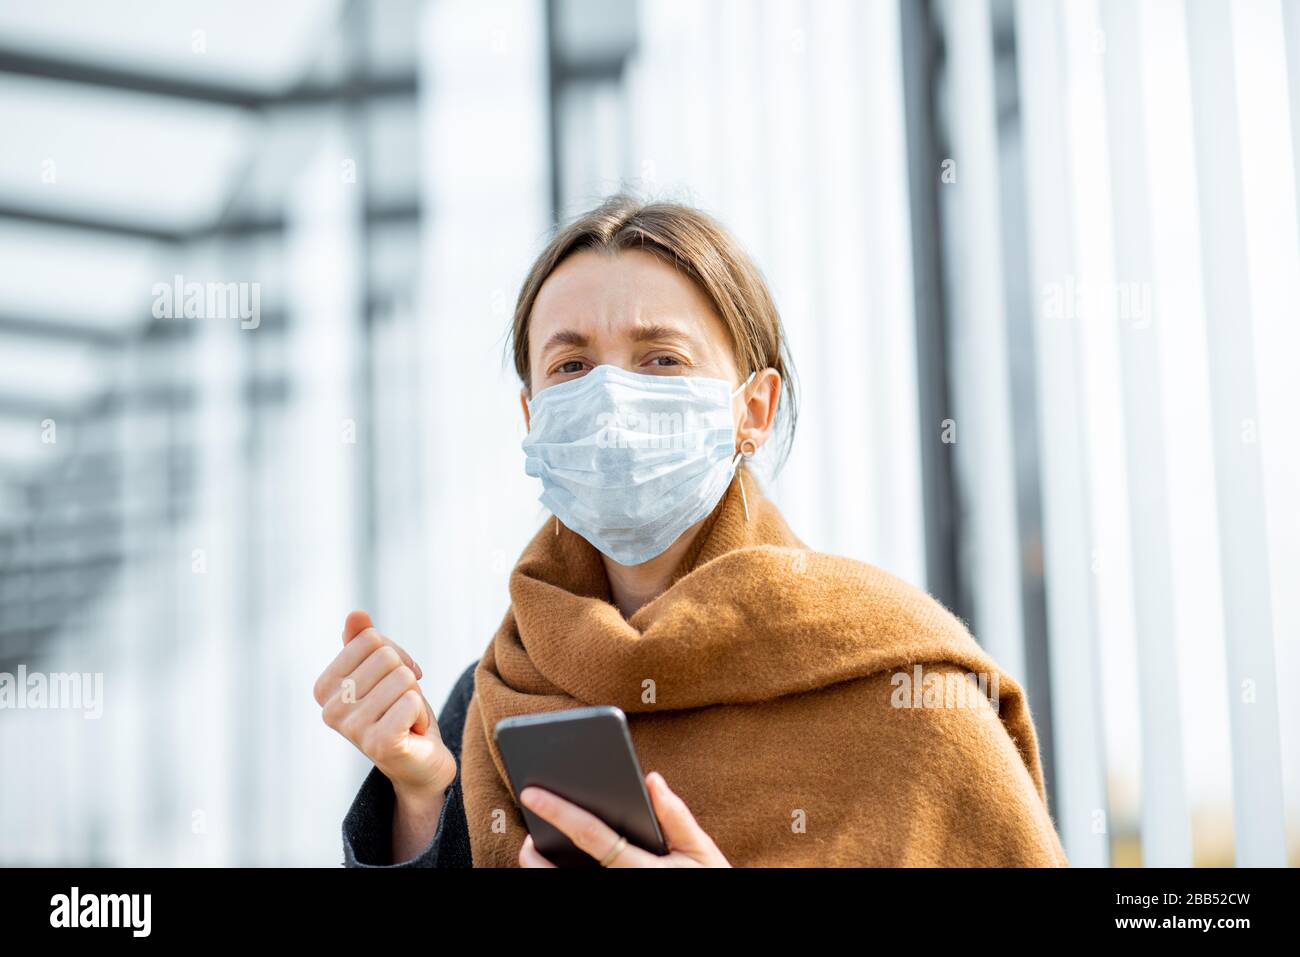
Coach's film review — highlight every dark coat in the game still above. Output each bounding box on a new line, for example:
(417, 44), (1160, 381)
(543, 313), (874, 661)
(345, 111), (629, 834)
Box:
(341, 662), (477, 867)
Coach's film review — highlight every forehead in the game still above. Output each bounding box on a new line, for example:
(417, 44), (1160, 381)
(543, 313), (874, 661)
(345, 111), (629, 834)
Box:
(530, 248), (722, 341)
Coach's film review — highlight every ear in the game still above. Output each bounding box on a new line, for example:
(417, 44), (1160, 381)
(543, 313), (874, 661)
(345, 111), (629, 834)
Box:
(520, 386), (532, 432)
(735, 368), (780, 452)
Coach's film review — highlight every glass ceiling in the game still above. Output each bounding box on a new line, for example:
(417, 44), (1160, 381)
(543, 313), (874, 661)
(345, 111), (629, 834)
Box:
(0, 0), (339, 92)
(0, 0), (345, 473)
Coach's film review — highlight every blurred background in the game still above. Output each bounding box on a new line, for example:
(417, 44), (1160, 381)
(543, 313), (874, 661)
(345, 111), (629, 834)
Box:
(0, 0), (1296, 867)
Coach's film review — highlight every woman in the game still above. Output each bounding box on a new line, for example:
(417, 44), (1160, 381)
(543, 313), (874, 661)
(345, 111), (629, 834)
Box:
(315, 195), (1068, 868)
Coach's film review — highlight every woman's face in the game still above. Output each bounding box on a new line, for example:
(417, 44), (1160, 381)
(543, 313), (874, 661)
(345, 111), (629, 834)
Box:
(524, 248), (742, 401)
(520, 246), (782, 577)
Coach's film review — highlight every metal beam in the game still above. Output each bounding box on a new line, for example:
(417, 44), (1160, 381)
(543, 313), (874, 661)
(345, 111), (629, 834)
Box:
(556, 55), (626, 84)
(1015, 0), (1109, 868)
(898, 0), (963, 619)
(0, 201), (183, 243)
(195, 200), (421, 240)
(0, 199), (419, 244)
(989, 0), (1058, 828)
(0, 47), (416, 109)
(0, 396), (79, 421)
(544, 0), (564, 222)
(347, 0), (378, 614)
(543, 0), (635, 222)
(0, 314), (129, 347)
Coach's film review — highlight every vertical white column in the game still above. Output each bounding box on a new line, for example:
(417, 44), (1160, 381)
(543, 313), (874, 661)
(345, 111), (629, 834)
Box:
(750, 0), (828, 546)
(1269, 0), (1300, 867)
(371, 295), (432, 665)
(151, 245), (236, 864)
(1232, 0), (1300, 864)
(418, 0), (552, 707)
(802, 0), (877, 567)
(1286, 2), (1300, 225)
(1099, 0), (1193, 867)
(937, 0), (1026, 680)
(282, 129), (363, 863)
(712, 0), (768, 259)
(860, 0), (926, 588)
(1184, 0), (1288, 866)
(1015, 0), (1110, 867)
(1062, 0), (1147, 862)
(107, 344), (159, 864)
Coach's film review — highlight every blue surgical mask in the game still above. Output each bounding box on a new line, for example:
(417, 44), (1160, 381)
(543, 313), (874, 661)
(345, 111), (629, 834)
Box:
(523, 364), (755, 566)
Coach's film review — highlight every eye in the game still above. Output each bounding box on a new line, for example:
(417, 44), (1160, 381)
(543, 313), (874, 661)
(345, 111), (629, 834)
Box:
(646, 355), (683, 368)
(554, 359), (588, 376)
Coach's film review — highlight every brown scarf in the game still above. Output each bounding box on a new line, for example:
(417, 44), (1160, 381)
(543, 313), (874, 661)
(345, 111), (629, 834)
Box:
(460, 467), (1068, 866)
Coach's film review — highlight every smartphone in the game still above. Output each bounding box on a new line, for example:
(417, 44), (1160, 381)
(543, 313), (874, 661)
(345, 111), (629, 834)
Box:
(494, 705), (669, 868)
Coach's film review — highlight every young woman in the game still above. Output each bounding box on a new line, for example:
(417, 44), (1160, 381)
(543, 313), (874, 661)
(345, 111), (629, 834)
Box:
(314, 195), (1068, 868)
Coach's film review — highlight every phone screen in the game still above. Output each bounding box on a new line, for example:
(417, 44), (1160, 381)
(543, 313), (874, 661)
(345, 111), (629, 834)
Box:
(494, 706), (668, 867)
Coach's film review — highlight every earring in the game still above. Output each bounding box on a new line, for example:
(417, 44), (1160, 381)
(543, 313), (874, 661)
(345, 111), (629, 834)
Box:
(733, 439), (758, 522)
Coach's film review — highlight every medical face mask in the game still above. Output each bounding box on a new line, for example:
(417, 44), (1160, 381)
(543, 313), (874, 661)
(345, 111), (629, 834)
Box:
(523, 364), (756, 566)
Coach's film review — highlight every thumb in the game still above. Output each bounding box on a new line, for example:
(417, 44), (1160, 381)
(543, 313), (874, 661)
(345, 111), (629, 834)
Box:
(646, 772), (709, 856)
(342, 610), (374, 646)
(411, 691), (435, 736)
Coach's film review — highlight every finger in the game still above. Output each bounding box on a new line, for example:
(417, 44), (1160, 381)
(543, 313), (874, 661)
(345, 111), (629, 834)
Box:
(325, 645), (417, 728)
(646, 772), (710, 855)
(342, 613), (422, 680)
(373, 688), (426, 750)
(519, 787), (658, 868)
(343, 664), (419, 735)
(346, 644), (407, 703)
(352, 627), (423, 682)
(376, 631), (422, 680)
(343, 610), (373, 645)
(314, 627), (385, 704)
(518, 834), (556, 868)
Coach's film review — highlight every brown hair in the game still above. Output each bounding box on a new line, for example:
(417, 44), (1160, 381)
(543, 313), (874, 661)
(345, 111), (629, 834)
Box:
(508, 194), (799, 469)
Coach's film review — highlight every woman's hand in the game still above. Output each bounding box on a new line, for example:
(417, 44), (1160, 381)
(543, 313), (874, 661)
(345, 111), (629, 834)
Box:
(314, 611), (457, 804)
(518, 771), (731, 867)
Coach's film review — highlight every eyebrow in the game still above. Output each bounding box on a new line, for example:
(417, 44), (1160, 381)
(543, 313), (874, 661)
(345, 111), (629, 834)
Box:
(540, 329), (589, 355)
(539, 322), (693, 356)
(630, 322), (693, 344)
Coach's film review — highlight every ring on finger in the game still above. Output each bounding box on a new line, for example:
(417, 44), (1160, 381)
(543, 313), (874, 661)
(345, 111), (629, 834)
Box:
(599, 835), (629, 867)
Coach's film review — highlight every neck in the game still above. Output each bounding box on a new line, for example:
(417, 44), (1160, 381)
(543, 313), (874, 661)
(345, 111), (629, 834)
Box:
(602, 514), (710, 619)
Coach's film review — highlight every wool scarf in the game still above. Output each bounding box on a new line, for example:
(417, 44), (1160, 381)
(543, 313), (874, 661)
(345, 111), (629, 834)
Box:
(460, 467), (1069, 866)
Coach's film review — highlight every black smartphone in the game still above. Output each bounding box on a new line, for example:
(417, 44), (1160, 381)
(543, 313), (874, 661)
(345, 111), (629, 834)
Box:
(494, 706), (669, 868)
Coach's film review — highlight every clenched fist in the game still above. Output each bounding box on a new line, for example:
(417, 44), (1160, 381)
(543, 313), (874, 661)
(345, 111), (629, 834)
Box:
(315, 611), (457, 806)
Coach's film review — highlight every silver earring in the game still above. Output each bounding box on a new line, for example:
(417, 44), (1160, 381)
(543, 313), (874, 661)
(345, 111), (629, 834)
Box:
(733, 439), (758, 522)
